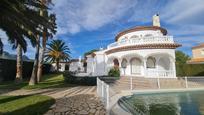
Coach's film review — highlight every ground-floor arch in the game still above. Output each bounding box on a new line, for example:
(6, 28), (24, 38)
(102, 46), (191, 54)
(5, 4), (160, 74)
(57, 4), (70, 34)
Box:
(130, 58), (142, 75)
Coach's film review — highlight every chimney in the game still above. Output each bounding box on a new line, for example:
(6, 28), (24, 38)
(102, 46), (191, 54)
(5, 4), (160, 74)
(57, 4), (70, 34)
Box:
(153, 14), (161, 27)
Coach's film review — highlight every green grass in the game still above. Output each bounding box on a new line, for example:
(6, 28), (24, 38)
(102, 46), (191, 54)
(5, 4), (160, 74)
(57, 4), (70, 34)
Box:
(0, 73), (76, 90)
(0, 95), (55, 115)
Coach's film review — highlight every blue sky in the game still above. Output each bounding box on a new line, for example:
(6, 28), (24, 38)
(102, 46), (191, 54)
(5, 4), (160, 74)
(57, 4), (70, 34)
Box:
(1, 0), (204, 59)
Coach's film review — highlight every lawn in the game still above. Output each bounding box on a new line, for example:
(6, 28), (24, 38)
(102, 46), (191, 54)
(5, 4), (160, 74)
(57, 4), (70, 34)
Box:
(0, 73), (75, 90)
(0, 95), (55, 115)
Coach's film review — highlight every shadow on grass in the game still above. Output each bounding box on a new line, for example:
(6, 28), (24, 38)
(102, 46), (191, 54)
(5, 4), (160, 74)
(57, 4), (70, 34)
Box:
(0, 73), (75, 91)
(0, 95), (28, 104)
(0, 95), (55, 115)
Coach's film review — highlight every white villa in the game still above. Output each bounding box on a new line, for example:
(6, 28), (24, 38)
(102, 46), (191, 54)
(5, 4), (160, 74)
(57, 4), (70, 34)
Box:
(74, 14), (181, 78)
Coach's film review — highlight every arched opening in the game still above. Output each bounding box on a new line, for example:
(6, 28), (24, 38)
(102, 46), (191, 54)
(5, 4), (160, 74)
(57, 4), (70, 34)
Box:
(147, 57), (156, 68)
(113, 58), (119, 68)
(121, 58), (128, 75)
(144, 34), (153, 37)
(130, 58), (142, 75)
(130, 35), (139, 39)
(158, 57), (170, 71)
(121, 59), (127, 68)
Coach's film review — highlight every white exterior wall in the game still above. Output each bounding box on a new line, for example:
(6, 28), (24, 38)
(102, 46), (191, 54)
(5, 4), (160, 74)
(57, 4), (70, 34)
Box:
(86, 56), (94, 74)
(84, 27), (178, 78)
(69, 61), (84, 72)
(93, 51), (106, 76)
(117, 30), (163, 42)
(105, 49), (176, 77)
(51, 63), (66, 72)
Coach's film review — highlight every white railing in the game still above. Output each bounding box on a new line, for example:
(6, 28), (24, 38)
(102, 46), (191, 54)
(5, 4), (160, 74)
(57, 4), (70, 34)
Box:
(146, 70), (175, 78)
(97, 76), (204, 113)
(107, 36), (174, 49)
(97, 77), (110, 109)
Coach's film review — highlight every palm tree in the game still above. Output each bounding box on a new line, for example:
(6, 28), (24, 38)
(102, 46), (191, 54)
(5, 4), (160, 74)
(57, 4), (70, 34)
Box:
(15, 45), (23, 83)
(37, 1), (57, 82)
(45, 40), (71, 72)
(0, 0), (56, 52)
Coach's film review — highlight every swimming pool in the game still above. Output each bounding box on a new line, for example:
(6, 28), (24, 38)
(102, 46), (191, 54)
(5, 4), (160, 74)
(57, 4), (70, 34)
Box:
(118, 91), (204, 115)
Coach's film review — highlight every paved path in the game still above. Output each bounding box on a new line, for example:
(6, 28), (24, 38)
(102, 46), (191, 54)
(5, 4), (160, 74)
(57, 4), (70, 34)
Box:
(0, 86), (106, 115)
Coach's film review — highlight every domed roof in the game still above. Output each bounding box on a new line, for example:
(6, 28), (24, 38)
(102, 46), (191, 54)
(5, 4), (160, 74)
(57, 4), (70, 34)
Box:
(115, 26), (167, 41)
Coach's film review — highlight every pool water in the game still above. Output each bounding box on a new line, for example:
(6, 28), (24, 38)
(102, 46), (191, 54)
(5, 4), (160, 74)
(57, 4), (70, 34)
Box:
(118, 91), (204, 115)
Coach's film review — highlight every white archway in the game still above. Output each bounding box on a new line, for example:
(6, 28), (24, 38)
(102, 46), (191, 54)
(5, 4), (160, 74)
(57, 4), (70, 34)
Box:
(158, 57), (170, 71)
(130, 58), (142, 75)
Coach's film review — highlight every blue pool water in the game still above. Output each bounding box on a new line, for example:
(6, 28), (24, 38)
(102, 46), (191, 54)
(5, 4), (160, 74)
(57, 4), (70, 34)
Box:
(118, 91), (204, 115)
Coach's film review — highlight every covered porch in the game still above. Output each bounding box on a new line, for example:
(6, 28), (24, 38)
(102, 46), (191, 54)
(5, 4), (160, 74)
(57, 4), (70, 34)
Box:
(106, 53), (176, 78)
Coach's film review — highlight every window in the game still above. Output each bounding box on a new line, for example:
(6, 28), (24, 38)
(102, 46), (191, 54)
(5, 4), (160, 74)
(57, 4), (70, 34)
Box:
(201, 49), (204, 55)
(130, 35), (139, 39)
(144, 34), (153, 37)
(146, 57), (156, 68)
(121, 59), (127, 68)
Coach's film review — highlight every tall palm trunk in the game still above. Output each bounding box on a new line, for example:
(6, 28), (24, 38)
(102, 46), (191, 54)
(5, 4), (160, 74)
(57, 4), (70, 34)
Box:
(29, 37), (40, 85)
(37, 32), (46, 82)
(15, 45), (23, 83)
(56, 59), (59, 72)
(37, 0), (47, 82)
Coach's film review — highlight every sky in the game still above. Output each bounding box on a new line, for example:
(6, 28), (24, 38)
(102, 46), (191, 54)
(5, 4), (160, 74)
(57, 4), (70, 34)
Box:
(1, 0), (204, 59)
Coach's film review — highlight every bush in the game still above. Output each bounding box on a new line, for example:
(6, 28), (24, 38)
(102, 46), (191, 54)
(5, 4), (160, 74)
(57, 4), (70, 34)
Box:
(63, 71), (97, 86)
(108, 67), (120, 77)
(176, 63), (204, 76)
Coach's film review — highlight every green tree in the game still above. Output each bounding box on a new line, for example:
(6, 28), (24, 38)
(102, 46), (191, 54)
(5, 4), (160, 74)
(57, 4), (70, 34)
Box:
(84, 49), (99, 57)
(37, 0), (57, 82)
(175, 50), (190, 76)
(0, 0), (56, 52)
(28, 1), (56, 85)
(176, 50), (190, 65)
(45, 40), (71, 72)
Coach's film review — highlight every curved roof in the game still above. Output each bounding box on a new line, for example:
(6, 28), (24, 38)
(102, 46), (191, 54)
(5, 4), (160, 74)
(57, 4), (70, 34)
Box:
(115, 26), (168, 41)
(105, 43), (181, 55)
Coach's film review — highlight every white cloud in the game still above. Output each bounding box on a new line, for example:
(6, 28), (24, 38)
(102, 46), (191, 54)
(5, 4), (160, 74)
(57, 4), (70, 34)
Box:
(53, 0), (137, 34)
(162, 0), (204, 25)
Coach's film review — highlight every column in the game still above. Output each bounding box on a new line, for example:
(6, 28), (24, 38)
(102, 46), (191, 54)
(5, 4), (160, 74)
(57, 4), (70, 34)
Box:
(118, 58), (123, 75)
(143, 58), (147, 77)
(156, 57), (160, 77)
(171, 58), (176, 77)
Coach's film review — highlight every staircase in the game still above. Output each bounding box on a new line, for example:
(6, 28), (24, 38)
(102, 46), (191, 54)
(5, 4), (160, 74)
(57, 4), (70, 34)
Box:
(109, 76), (158, 93)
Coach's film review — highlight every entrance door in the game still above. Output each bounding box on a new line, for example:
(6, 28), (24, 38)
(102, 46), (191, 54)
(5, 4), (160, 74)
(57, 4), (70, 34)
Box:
(130, 58), (141, 75)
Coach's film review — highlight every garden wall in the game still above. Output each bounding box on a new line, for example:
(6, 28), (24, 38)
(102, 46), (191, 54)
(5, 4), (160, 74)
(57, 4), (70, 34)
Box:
(0, 58), (51, 82)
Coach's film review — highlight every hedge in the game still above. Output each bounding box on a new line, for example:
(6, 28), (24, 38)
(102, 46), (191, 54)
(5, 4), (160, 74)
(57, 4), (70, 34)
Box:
(63, 71), (97, 86)
(176, 63), (204, 77)
(0, 58), (51, 82)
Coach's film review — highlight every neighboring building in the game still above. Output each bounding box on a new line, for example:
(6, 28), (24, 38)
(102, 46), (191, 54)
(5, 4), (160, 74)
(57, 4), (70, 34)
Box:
(51, 62), (69, 72)
(84, 14), (181, 78)
(69, 59), (85, 73)
(188, 43), (204, 64)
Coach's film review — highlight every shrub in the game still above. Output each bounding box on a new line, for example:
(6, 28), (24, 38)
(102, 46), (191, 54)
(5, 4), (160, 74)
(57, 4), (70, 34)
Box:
(108, 67), (120, 77)
(63, 71), (97, 86)
(176, 63), (204, 77)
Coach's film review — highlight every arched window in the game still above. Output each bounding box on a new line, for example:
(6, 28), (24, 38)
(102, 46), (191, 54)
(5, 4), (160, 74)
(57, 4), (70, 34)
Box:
(130, 58), (141, 75)
(130, 35), (139, 39)
(113, 58), (119, 68)
(146, 57), (156, 68)
(121, 59), (127, 68)
(144, 34), (153, 37)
